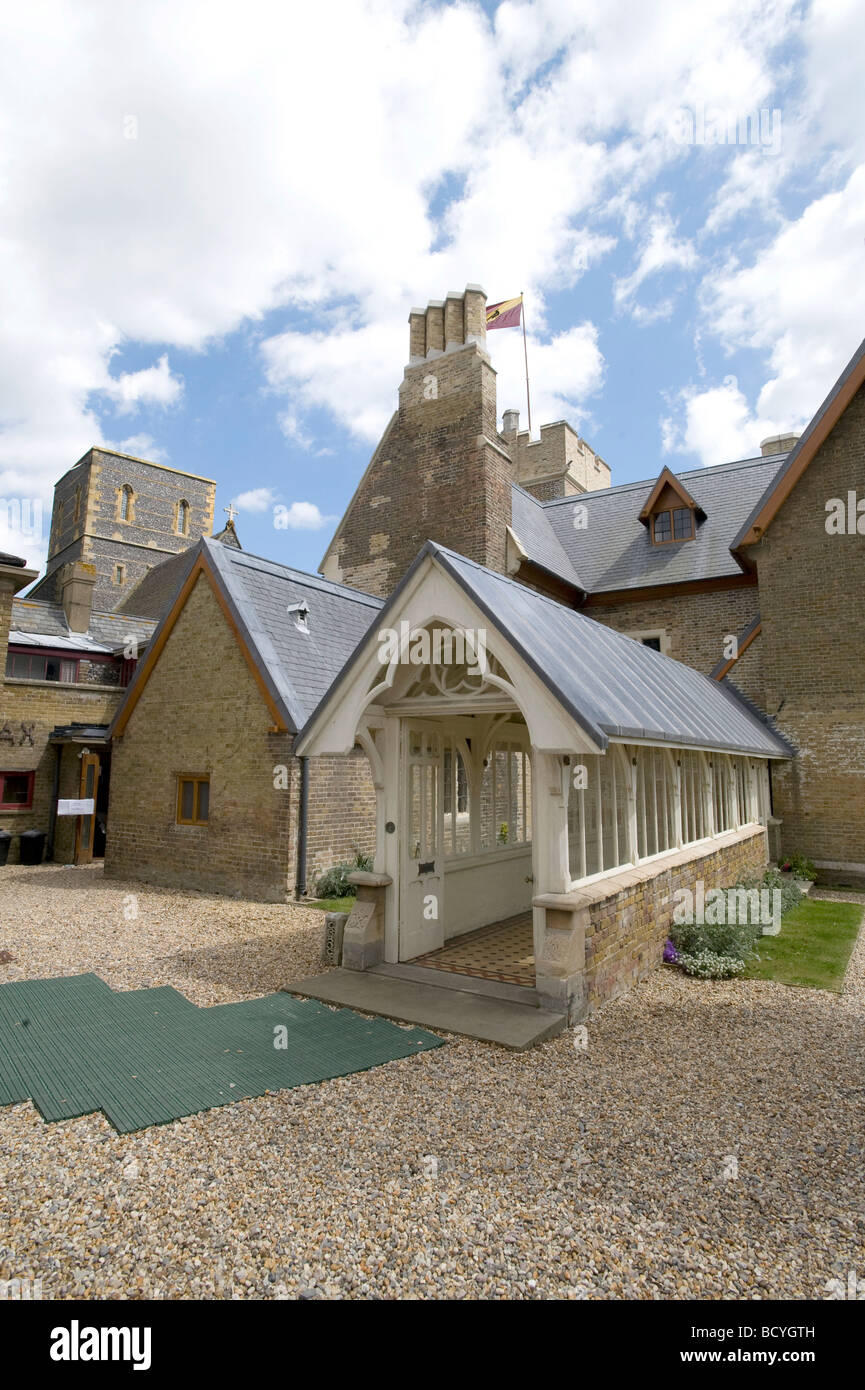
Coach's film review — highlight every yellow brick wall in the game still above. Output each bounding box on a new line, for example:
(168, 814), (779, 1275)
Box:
(755, 382), (865, 873)
(105, 571), (376, 900)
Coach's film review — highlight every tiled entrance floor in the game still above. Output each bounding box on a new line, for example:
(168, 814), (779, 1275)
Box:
(413, 912), (535, 987)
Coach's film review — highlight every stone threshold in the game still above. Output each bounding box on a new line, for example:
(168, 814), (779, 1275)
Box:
(370, 961), (538, 1006)
(284, 971), (565, 1050)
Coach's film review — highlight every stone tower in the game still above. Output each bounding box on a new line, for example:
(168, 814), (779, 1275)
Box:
(30, 447), (217, 611)
(320, 285), (514, 596)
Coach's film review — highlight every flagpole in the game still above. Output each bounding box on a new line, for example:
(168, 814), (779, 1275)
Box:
(521, 290), (532, 436)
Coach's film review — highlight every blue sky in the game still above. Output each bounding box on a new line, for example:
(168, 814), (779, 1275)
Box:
(2, 0), (864, 578)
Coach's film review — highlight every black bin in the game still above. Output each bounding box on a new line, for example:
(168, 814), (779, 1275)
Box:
(19, 830), (46, 866)
(0, 830), (10, 867)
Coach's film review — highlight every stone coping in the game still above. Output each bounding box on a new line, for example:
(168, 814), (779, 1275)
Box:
(533, 824), (766, 912)
(347, 870), (393, 888)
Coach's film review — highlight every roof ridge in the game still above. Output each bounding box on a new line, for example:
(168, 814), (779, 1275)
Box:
(535, 452), (783, 509)
(203, 538), (384, 606)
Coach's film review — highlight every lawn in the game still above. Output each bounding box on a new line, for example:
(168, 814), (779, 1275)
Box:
(744, 897), (863, 992)
(306, 896), (356, 914)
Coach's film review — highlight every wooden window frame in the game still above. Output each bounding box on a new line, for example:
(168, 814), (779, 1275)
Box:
(5, 649), (80, 683)
(176, 775), (210, 827)
(651, 506), (695, 546)
(0, 770), (35, 810)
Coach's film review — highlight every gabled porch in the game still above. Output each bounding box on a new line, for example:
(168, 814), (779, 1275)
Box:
(289, 542), (791, 1040)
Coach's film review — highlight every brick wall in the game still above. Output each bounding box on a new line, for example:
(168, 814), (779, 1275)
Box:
(105, 571), (377, 901)
(303, 750), (376, 890)
(754, 382), (865, 874)
(584, 826), (768, 1012)
(0, 678), (120, 861)
(324, 291), (513, 597)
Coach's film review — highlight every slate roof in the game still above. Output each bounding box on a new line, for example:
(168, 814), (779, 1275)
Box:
(299, 541), (792, 760)
(9, 599), (157, 651)
(116, 548), (199, 620)
(511, 452), (790, 595)
(197, 539), (384, 732)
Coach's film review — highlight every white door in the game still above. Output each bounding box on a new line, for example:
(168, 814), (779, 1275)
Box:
(400, 722), (445, 960)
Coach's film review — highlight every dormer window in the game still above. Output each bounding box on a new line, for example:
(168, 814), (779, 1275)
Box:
(639, 467), (704, 547)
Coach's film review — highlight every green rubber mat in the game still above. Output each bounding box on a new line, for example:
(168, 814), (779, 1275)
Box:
(0, 973), (443, 1133)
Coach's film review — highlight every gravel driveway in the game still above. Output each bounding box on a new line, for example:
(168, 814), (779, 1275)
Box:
(1, 863), (863, 1300)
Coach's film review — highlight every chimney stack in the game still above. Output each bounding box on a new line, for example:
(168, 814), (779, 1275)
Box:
(59, 561), (97, 633)
(502, 408), (520, 435)
(760, 433), (800, 457)
(408, 284), (487, 363)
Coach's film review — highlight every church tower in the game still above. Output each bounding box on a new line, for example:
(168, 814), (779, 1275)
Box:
(30, 446), (217, 611)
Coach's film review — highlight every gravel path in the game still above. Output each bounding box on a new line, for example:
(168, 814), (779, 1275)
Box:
(1, 864), (863, 1300)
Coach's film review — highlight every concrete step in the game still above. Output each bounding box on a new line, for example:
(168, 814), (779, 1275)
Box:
(370, 960), (538, 1006)
(284, 970), (566, 1050)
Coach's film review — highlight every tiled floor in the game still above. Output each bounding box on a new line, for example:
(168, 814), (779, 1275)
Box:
(413, 912), (535, 987)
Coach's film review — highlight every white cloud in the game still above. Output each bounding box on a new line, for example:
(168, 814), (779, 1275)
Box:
(614, 209), (698, 315)
(0, 0), (849, 514)
(232, 487), (278, 513)
(111, 433), (167, 462)
(99, 354), (184, 415)
(273, 502), (337, 530)
(665, 160), (865, 465)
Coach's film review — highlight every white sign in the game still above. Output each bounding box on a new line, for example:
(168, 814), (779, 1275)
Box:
(57, 798), (95, 816)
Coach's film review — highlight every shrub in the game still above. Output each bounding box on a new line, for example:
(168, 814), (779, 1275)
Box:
(780, 851), (816, 880)
(314, 850), (373, 900)
(751, 867), (802, 916)
(677, 951), (747, 980)
(670, 914), (762, 963)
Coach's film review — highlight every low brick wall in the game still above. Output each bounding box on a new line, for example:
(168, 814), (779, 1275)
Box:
(583, 826), (768, 1014)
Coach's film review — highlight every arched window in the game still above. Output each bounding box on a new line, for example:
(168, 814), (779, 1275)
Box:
(177, 499), (189, 535)
(118, 484), (134, 522)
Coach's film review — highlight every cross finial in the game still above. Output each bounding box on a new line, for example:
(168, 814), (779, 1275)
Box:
(224, 503), (239, 524)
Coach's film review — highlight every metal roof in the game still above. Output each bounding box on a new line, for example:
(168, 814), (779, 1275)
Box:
(431, 544), (792, 757)
(203, 539), (384, 732)
(511, 452), (789, 594)
(298, 540), (791, 759)
(10, 599), (157, 650)
(8, 630), (113, 654)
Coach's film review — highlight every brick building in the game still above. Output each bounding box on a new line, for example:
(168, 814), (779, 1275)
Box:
(90, 285), (863, 1024)
(0, 448), (229, 864)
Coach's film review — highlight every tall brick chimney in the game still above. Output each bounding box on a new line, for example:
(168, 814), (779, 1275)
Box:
(321, 285), (514, 596)
(59, 561), (97, 633)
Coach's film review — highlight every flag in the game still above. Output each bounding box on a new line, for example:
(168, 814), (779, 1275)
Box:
(486, 295), (523, 330)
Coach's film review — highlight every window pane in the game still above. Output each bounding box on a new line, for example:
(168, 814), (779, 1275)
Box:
(44, 658), (60, 681)
(2, 774), (31, 806)
(196, 781), (210, 823)
(653, 511), (672, 542)
(60, 660), (77, 682)
(673, 508), (692, 539)
(180, 780), (195, 821)
(9, 653), (28, 677)
(641, 637), (662, 652)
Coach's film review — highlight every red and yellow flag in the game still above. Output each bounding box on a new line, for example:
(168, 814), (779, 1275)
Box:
(486, 295), (523, 330)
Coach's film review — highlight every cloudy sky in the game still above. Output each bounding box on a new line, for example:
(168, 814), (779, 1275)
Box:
(2, 0), (864, 577)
